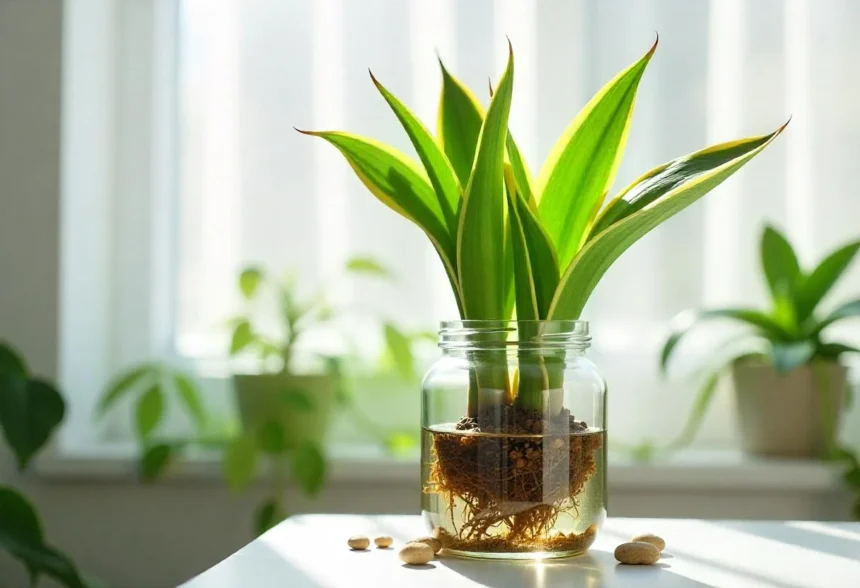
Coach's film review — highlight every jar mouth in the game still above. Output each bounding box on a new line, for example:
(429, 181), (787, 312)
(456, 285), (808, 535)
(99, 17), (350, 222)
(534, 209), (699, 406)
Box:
(438, 320), (590, 351)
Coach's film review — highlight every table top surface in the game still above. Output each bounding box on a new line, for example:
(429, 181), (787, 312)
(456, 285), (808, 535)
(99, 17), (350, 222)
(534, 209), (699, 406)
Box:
(183, 515), (860, 588)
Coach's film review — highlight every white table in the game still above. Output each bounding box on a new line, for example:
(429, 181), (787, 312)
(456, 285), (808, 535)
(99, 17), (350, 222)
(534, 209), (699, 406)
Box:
(184, 515), (860, 587)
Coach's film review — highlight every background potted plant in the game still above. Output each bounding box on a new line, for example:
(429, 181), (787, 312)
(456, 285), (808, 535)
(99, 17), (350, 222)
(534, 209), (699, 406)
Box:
(661, 225), (860, 458)
(0, 341), (94, 587)
(301, 37), (785, 556)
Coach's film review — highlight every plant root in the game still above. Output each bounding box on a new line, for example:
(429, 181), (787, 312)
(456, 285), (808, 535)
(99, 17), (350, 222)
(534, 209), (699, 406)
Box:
(426, 407), (603, 554)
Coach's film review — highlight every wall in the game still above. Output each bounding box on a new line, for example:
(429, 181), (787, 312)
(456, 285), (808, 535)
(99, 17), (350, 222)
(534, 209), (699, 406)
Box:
(0, 2), (853, 587)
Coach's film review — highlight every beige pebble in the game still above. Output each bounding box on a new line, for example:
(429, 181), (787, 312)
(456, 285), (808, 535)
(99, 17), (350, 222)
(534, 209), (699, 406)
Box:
(614, 541), (660, 565)
(399, 542), (434, 565)
(374, 536), (393, 549)
(347, 535), (370, 550)
(410, 536), (442, 554)
(631, 533), (665, 551)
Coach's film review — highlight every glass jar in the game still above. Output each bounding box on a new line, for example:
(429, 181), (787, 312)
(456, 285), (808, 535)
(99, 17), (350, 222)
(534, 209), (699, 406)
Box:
(421, 320), (606, 560)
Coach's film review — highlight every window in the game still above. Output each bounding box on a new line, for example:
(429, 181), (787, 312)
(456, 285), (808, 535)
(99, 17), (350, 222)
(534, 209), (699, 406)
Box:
(59, 0), (860, 456)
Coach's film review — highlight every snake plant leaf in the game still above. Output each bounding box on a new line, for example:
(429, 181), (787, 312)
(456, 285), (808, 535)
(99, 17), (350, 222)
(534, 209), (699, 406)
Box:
(437, 60), (484, 188)
(505, 170), (539, 321)
(371, 71), (459, 233)
(812, 299), (860, 335)
(299, 129), (462, 314)
(761, 225), (801, 313)
(659, 308), (793, 374)
(549, 123), (787, 322)
(795, 240), (860, 322)
(538, 38), (657, 269)
(505, 168), (559, 318)
(506, 133), (536, 210)
(457, 45), (514, 319)
(588, 134), (777, 240)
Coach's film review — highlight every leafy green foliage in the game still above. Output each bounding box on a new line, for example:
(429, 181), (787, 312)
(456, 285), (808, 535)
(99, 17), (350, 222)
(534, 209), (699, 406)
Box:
(0, 342), (91, 586)
(372, 71), (459, 232)
(0, 376), (65, 470)
(457, 46), (513, 320)
(0, 488), (89, 588)
(290, 441), (326, 496)
(239, 267), (264, 299)
(662, 226), (860, 376)
(304, 38), (783, 416)
(257, 421), (287, 454)
(383, 323), (414, 380)
(538, 39), (655, 268)
(280, 389), (314, 412)
(437, 60), (484, 187)
(0, 342), (27, 376)
(345, 256), (393, 279)
(135, 383), (165, 440)
(223, 433), (258, 493)
(253, 497), (286, 537)
(230, 320), (255, 355)
(139, 443), (175, 482)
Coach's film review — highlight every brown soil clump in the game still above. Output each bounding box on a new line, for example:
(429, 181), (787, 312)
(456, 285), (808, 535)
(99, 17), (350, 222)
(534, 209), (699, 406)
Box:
(426, 406), (603, 554)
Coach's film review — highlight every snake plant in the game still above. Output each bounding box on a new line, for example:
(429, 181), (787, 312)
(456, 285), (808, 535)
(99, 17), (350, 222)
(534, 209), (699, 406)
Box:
(301, 38), (785, 416)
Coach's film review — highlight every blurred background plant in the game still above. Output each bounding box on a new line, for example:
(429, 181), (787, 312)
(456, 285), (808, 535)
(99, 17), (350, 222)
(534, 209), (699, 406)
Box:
(625, 225), (860, 516)
(95, 256), (434, 536)
(0, 341), (95, 587)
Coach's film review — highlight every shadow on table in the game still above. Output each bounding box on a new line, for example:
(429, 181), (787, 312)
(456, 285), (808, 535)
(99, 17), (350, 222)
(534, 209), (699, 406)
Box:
(713, 521), (860, 561)
(438, 550), (715, 588)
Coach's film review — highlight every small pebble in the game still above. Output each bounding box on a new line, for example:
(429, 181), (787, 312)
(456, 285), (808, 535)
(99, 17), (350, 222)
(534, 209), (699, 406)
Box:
(347, 535), (370, 550)
(410, 536), (442, 554)
(374, 536), (393, 549)
(631, 533), (665, 551)
(614, 541), (660, 565)
(399, 542), (434, 565)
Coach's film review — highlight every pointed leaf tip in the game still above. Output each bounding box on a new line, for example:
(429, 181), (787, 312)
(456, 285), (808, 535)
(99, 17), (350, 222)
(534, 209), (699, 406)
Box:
(294, 127), (316, 136)
(648, 33), (659, 57)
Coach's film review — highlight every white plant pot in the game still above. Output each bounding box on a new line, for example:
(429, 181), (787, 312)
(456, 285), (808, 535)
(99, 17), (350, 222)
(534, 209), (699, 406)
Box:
(731, 359), (847, 458)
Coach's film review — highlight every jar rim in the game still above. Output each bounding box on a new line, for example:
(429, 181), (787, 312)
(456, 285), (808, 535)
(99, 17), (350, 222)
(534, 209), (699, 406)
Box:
(438, 320), (590, 351)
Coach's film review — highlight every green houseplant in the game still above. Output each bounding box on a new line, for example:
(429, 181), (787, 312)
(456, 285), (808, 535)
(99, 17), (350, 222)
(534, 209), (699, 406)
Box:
(0, 341), (93, 588)
(301, 37), (785, 556)
(660, 225), (860, 458)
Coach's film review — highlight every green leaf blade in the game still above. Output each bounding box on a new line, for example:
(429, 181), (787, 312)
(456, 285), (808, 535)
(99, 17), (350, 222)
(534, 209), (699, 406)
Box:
(549, 123), (787, 322)
(239, 267), (264, 299)
(457, 46), (514, 319)
(230, 321), (254, 356)
(538, 39), (657, 268)
(300, 129), (462, 316)
(344, 256), (392, 278)
(506, 172), (539, 321)
(660, 308), (791, 374)
(135, 383), (164, 441)
(253, 498), (286, 537)
(139, 443), (175, 482)
(371, 72), (460, 232)
(173, 371), (206, 429)
(796, 241), (860, 322)
(222, 433), (257, 494)
(290, 441), (326, 496)
(383, 323), (415, 380)
(97, 364), (154, 417)
(0, 342), (28, 377)
(0, 377), (66, 470)
(588, 134), (773, 240)
(437, 61), (485, 187)
(760, 225), (801, 317)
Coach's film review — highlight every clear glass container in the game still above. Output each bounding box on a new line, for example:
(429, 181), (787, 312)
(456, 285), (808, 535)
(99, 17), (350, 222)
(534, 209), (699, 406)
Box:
(421, 320), (606, 560)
